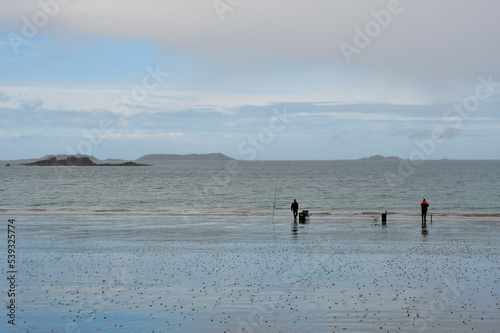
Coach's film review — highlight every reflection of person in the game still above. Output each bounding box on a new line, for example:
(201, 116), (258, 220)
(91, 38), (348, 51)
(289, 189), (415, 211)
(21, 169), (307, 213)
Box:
(421, 199), (429, 223)
(291, 199), (299, 219)
(292, 220), (298, 235)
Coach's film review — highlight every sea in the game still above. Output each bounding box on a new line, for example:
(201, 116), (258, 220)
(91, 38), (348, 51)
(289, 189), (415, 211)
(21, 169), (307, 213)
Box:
(2, 160), (500, 333)
(1, 160), (499, 218)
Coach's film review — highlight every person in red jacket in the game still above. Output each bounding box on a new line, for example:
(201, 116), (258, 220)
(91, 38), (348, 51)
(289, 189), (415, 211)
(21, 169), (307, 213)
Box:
(421, 199), (429, 224)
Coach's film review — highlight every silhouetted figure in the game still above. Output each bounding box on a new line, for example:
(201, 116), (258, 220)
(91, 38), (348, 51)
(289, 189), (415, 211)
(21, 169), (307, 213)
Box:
(421, 199), (429, 227)
(291, 199), (299, 220)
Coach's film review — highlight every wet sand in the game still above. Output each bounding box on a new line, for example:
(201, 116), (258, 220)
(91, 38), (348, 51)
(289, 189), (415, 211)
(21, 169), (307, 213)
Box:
(6, 215), (500, 332)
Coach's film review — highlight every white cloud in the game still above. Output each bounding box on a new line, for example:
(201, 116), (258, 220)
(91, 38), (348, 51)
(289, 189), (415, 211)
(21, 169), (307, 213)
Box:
(3, 0), (499, 90)
(124, 131), (185, 139)
(2, 0), (499, 159)
(0, 0), (500, 84)
(0, 84), (431, 116)
(291, 111), (444, 122)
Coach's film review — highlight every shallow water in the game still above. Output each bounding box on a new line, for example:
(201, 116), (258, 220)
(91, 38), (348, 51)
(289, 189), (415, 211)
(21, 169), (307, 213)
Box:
(5, 215), (500, 332)
(2, 160), (500, 217)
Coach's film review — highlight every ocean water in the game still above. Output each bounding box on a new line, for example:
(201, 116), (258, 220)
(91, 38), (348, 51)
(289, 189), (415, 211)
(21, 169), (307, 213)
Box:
(2, 160), (500, 333)
(1, 160), (499, 217)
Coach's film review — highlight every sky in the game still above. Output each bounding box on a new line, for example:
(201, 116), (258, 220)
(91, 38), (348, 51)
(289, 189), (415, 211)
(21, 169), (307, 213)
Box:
(1, 0), (500, 160)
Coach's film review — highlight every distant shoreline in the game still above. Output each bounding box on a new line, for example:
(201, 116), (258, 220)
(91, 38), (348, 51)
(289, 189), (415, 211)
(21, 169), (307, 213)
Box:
(3, 155), (500, 163)
(5, 152), (235, 164)
(20, 156), (150, 167)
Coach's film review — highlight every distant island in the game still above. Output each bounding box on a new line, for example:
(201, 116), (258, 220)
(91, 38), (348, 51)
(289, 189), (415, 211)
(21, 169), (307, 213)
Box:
(21, 156), (149, 167)
(136, 153), (234, 162)
(14, 154), (100, 164)
(39, 154), (100, 162)
(12, 153), (235, 164)
(359, 155), (402, 161)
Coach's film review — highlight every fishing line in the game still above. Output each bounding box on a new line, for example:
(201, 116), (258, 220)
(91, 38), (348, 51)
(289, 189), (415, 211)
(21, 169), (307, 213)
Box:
(272, 169), (278, 240)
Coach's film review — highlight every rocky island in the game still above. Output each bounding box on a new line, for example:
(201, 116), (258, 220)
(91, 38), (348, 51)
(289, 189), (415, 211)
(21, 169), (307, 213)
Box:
(21, 156), (150, 166)
(359, 155), (402, 161)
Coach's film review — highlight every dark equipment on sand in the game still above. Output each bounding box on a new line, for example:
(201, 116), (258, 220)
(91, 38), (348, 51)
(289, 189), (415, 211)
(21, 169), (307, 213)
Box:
(381, 210), (387, 224)
(299, 210), (309, 223)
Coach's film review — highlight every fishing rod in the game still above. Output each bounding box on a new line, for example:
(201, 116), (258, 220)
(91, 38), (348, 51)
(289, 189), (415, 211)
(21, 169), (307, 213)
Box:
(272, 170), (278, 221)
(272, 170), (278, 242)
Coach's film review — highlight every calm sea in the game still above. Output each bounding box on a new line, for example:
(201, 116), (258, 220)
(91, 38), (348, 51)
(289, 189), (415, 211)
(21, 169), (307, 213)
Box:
(1, 160), (499, 217)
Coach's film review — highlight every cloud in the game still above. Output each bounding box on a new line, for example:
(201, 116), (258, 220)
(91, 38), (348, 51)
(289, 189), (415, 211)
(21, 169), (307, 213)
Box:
(407, 129), (432, 139)
(291, 111), (444, 122)
(3, 0), (499, 92)
(3, 96), (497, 139)
(0, 85), (428, 117)
(2, 1), (500, 159)
(439, 126), (460, 140)
(124, 131), (184, 139)
(0, 91), (10, 102)
(19, 97), (43, 111)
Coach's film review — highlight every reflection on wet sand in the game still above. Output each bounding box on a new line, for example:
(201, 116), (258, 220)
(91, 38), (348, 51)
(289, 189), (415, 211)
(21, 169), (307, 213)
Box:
(422, 226), (429, 240)
(16, 215), (500, 333)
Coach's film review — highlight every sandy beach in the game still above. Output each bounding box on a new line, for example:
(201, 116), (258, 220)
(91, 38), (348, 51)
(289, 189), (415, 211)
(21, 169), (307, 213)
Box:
(5, 215), (499, 332)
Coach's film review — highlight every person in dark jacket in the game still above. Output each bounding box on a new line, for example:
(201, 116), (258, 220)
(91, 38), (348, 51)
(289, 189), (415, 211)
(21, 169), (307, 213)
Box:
(291, 199), (299, 219)
(421, 199), (429, 224)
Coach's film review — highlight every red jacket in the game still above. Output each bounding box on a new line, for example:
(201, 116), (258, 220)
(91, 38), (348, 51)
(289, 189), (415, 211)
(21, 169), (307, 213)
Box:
(421, 200), (429, 211)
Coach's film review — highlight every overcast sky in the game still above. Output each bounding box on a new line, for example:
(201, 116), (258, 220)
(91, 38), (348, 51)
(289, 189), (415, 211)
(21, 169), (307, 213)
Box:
(1, 0), (500, 160)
